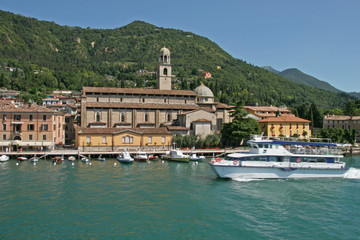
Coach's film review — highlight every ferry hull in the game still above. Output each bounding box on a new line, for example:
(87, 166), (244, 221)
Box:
(211, 165), (347, 179)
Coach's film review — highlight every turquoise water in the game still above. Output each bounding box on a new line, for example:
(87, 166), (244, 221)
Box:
(1, 157), (360, 240)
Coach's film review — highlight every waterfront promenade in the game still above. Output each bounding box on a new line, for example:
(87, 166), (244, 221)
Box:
(0, 148), (249, 159)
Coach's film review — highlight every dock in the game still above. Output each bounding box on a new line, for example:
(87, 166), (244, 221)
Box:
(0, 148), (249, 159)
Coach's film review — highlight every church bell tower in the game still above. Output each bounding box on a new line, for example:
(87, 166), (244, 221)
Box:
(158, 47), (172, 90)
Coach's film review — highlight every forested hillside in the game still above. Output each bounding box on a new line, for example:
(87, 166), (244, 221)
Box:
(0, 10), (355, 108)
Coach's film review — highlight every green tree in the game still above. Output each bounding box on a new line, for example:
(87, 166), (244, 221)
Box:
(221, 102), (260, 146)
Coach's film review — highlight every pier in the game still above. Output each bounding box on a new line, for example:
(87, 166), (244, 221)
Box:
(0, 148), (249, 159)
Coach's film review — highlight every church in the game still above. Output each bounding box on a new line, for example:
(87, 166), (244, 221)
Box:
(76, 47), (232, 150)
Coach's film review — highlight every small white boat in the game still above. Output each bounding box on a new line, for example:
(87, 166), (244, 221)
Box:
(17, 156), (27, 161)
(117, 151), (134, 163)
(29, 157), (39, 162)
(0, 155), (9, 162)
(68, 156), (76, 161)
(133, 151), (148, 161)
(161, 149), (190, 162)
(190, 153), (206, 161)
(97, 155), (106, 161)
(81, 157), (89, 163)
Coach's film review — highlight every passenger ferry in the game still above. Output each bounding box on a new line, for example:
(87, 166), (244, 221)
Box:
(210, 135), (347, 179)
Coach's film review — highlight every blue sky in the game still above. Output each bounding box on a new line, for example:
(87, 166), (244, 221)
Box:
(1, 0), (359, 92)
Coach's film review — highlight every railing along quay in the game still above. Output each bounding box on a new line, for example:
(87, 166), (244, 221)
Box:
(0, 148), (249, 159)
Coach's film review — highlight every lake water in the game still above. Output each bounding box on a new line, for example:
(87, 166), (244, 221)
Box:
(1, 156), (360, 240)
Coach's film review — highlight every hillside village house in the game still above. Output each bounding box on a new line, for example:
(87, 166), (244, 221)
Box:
(244, 105), (293, 120)
(323, 115), (360, 132)
(258, 115), (311, 139)
(0, 103), (65, 151)
(77, 47), (232, 150)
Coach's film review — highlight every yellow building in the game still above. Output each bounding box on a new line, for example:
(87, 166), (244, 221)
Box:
(258, 116), (311, 138)
(76, 127), (172, 151)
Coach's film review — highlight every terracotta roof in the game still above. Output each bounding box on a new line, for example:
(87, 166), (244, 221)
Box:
(323, 115), (360, 121)
(0, 104), (59, 113)
(216, 102), (231, 109)
(66, 104), (77, 109)
(244, 106), (291, 113)
(257, 113), (295, 118)
(166, 126), (189, 131)
(258, 116), (311, 123)
(86, 102), (200, 110)
(78, 127), (171, 135)
(83, 87), (197, 97)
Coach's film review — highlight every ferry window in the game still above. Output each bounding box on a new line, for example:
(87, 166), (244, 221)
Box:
(260, 157), (267, 161)
(264, 144), (269, 149)
(258, 144), (263, 148)
(268, 156), (277, 162)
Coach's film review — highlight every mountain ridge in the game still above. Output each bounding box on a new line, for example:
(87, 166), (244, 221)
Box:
(0, 10), (355, 108)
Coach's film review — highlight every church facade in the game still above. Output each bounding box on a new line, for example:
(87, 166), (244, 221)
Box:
(77, 47), (232, 150)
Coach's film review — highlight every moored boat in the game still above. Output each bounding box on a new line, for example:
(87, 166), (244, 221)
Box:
(161, 149), (190, 162)
(190, 153), (206, 161)
(17, 156), (27, 161)
(52, 156), (64, 163)
(133, 151), (148, 161)
(210, 135), (348, 179)
(29, 156), (39, 163)
(0, 155), (9, 162)
(148, 154), (158, 160)
(68, 156), (76, 161)
(81, 157), (89, 163)
(117, 150), (134, 163)
(97, 155), (106, 161)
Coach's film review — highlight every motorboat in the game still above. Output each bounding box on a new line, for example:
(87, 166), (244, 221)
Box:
(0, 155), (9, 162)
(97, 155), (106, 161)
(161, 149), (190, 163)
(17, 156), (27, 161)
(133, 151), (148, 161)
(117, 151), (134, 163)
(52, 156), (64, 163)
(148, 154), (158, 160)
(210, 135), (347, 179)
(68, 156), (76, 161)
(190, 153), (206, 161)
(81, 157), (89, 163)
(29, 156), (39, 163)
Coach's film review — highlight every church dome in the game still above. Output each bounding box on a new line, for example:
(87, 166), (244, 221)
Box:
(160, 47), (170, 56)
(194, 83), (214, 97)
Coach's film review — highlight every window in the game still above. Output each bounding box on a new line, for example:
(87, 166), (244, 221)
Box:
(2, 114), (6, 121)
(162, 137), (166, 144)
(43, 135), (47, 140)
(144, 112), (149, 122)
(167, 112), (171, 122)
(2, 135), (6, 140)
(42, 124), (48, 131)
(163, 68), (168, 75)
(29, 134), (33, 140)
(14, 115), (21, 121)
(43, 115), (47, 121)
(27, 124), (34, 131)
(29, 115), (33, 121)
(87, 137), (91, 144)
(130, 137), (133, 144)
(3, 124), (6, 131)
(121, 112), (125, 122)
(148, 136), (152, 144)
(102, 137), (106, 144)
(96, 112), (101, 122)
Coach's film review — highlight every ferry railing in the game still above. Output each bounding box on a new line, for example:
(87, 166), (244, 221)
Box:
(287, 146), (342, 155)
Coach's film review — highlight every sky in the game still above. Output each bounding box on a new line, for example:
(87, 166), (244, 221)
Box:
(1, 0), (359, 92)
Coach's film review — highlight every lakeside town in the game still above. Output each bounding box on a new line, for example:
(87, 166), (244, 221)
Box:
(1, 47), (359, 160)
